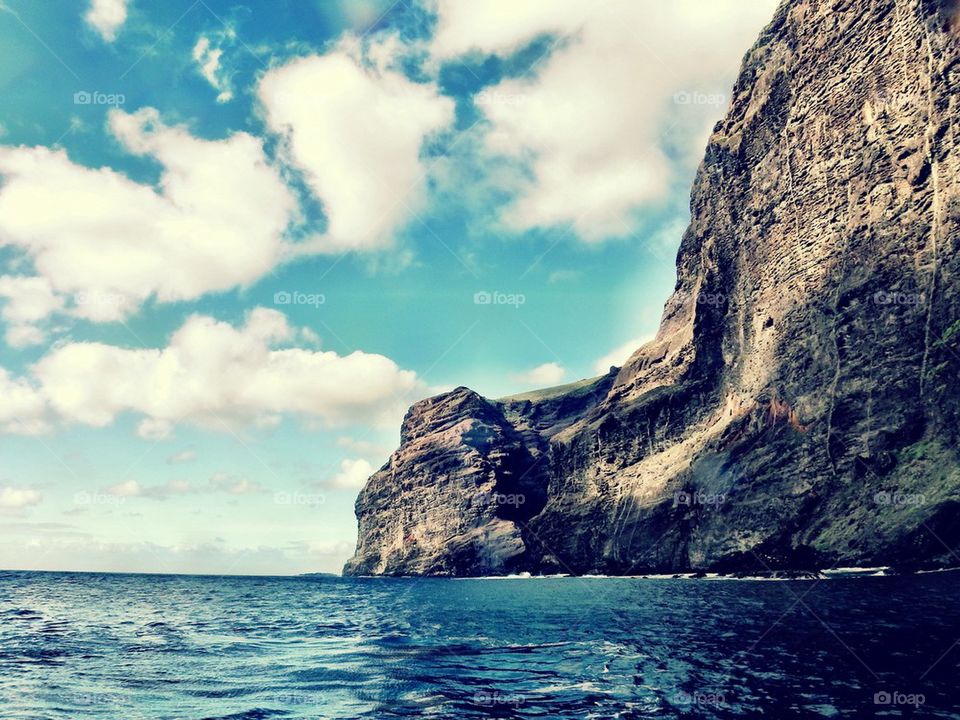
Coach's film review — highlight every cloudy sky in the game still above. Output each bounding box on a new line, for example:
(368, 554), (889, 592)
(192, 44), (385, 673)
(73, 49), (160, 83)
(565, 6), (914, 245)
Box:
(0, 0), (778, 575)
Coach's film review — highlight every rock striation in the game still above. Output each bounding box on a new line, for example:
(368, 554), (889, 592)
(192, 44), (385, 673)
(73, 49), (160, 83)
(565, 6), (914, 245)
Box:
(345, 0), (960, 576)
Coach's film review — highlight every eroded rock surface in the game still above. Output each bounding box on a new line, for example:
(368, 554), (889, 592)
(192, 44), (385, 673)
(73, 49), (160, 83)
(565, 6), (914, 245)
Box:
(345, 0), (960, 576)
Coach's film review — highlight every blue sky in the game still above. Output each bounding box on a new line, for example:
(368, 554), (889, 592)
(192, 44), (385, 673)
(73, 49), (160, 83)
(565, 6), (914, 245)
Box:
(0, 0), (777, 574)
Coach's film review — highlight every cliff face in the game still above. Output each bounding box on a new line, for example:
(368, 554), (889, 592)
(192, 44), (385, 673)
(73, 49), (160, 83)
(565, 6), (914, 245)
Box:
(345, 0), (960, 576)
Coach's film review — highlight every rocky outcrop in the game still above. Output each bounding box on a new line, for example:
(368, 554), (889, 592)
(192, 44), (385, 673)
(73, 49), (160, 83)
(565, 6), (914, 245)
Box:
(344, 373), (616, 575)
(345, 0), (960, 576)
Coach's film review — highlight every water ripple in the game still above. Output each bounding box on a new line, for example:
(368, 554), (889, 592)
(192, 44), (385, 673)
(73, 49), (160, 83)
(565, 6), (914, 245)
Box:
(0, 572), (957, 718)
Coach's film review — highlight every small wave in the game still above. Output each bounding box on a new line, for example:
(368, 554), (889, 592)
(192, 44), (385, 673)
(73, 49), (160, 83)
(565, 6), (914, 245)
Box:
(5, 608), (42, 620)
(199, 710), (288, 720)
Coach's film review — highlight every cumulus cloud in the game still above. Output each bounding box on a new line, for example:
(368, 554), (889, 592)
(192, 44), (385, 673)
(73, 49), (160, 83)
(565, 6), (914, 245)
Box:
(31, 308), (421, 433)
(167, 449), (197, 465)
(328, 458), (374, 489)
(511, 362), (566, 387)
(104, 475), (257, 500)
(193, 33), (235, 103)
(431, 0), (777, 240)
(336, 436), (390, 458)
(258, 37), (455, 252)
(593, 336), (652, 374)
(0, 486), (42, 510)
(5, 324), (46, 348)
(0, 276), (63, 347)
(85, 0), (128, 41)
(0, 368), (49, 435)
(136, 419), (174, 441)
(209, 472), (262, 495)
(0, 108), (296, 323)
(104, 479), (145, 498)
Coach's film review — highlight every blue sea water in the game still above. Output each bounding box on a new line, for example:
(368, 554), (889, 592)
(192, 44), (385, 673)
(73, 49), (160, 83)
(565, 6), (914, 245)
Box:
(1, 570), (959, 719)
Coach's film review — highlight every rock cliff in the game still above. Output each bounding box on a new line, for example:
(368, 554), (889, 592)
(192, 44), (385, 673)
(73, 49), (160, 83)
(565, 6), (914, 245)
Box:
(345, 0), (960, 576)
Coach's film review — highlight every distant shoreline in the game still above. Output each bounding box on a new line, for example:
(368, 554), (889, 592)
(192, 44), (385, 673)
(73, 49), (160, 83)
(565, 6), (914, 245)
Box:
(350, 566), (960, 581)
(5, 566), (958, 580)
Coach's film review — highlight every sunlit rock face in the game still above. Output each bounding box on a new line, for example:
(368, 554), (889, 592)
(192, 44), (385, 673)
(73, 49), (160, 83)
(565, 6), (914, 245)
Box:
(346, 0), (960, 576)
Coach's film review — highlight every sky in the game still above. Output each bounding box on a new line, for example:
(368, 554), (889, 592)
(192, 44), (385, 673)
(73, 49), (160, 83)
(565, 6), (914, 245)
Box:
(0, 0), (779, 575)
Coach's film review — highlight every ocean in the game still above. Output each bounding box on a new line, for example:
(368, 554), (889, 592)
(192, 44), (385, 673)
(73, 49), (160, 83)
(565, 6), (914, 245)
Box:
(1, 570), (958, 718)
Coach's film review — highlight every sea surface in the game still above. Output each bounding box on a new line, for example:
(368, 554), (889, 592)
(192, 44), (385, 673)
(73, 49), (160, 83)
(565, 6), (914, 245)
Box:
(1, 570), (959, 719)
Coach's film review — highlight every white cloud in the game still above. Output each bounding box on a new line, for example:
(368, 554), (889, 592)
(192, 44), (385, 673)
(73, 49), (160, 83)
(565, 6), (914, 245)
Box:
(32, 308), (421, 433)
(547, 270), (581, 284)
(593, 336), (652, 374)
(0, 108), (297, 322)
(0, 486), (42, 509)
(431, 0), (584, 59)
(193, 34), (234, 103)
(431, 0), (777, 240)
(4, 323), (47, 349)
(136, 419), (174, 441)
(105, 477), (240, 500)
(328, 458), (374, 489)
(105, 479), (143, 498)
(258, 37), (455, 251)
(210, 473), (262, 495)
(511, 362), (566, 387)
(336, 435), (389, 457)
(0, 276), (64, 348)
(0, 368), (49, 435)
(167, 449), (197, 465)
(85, 0), (128, 41)
(0, 276), (63, 323)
